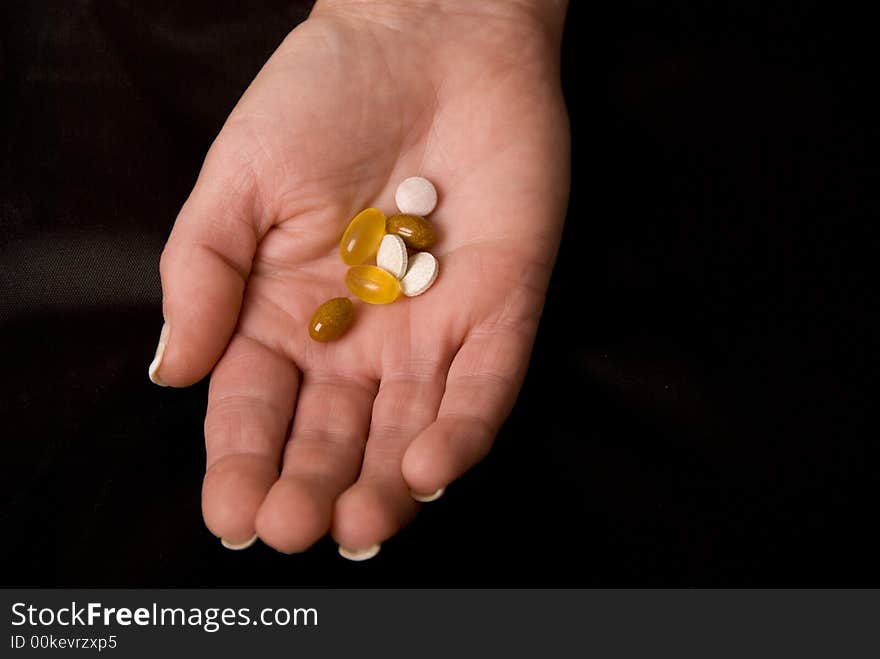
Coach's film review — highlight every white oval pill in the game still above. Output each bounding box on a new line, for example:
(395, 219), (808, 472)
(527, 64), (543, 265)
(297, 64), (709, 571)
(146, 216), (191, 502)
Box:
(376, 234), (408, 279)
(395, 176), (438, 216)
(401, 251), (439, 297)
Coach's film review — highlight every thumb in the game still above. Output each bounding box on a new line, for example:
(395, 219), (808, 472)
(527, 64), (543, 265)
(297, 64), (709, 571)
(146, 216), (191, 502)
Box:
(149, 143), (263, 387)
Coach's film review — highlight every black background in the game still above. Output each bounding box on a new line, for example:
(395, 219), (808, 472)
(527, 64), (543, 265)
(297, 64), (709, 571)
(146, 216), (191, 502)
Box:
(1, 1), (877, 586)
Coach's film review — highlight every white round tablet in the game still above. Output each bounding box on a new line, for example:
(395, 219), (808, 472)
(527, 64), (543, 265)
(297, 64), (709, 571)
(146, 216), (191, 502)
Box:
(401, 251), (439, 297)
(395, 176), (438, 216)
(376, 234), (408, 279)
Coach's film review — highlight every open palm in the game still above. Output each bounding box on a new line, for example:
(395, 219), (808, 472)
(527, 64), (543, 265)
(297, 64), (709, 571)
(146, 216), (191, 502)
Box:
(153, 1), (570, 557)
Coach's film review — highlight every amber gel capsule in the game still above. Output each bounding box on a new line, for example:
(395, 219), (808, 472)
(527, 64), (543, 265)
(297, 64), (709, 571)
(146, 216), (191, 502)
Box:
(340, 208), (386, 265)
(345, 265), (401, 304)
(386, 213), (437, 250)
(309, 297), (354, 342)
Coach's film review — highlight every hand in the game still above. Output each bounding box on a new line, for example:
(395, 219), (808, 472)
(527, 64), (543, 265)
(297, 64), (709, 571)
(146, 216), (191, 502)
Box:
(151, 0), (570, 557)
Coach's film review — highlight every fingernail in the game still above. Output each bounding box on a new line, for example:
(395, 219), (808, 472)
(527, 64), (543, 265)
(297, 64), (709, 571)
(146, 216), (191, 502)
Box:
(148, 322), (169, 386)
(338, 544), (381, 561)
(412, 487), (445, 503)
(221, 534), (258, 551)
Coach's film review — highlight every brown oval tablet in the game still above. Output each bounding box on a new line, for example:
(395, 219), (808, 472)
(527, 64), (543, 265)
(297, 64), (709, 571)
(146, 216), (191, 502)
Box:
(386, 213), (437, 250)
(309, 297), (355, 342)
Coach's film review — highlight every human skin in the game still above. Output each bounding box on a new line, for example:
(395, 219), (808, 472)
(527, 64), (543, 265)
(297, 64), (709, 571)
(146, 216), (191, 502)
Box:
(151, 0), (571, 557)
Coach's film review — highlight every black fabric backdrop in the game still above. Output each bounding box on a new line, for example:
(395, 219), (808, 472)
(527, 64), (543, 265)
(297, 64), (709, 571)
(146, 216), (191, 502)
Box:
(1, 1), (877, 586)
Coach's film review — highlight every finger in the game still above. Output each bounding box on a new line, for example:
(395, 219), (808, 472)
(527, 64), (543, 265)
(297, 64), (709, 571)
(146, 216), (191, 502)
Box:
(332, 361), (447, 553)
(256, 373), (376, 554)
(151, 141), (264, 387)
(401, 328), (534, 496)
(202, 334), (298, 547)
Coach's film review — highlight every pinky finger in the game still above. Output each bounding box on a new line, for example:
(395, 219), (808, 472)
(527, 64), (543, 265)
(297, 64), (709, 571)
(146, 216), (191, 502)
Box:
(401, 327), (534, 499)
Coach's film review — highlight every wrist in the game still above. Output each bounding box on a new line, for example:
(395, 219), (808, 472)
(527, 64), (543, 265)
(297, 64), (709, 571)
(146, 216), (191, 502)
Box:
(313, 0), (568, 46)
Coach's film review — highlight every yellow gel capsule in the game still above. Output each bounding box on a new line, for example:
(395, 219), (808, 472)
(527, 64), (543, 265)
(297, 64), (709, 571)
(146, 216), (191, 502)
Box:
(340, 208), (386, 265)
(345, 265), (401, 304)
(309, 297), (355, 342)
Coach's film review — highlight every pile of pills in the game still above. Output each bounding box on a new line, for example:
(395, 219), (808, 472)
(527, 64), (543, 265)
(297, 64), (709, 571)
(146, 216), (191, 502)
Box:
(308, 177), (441, 342)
